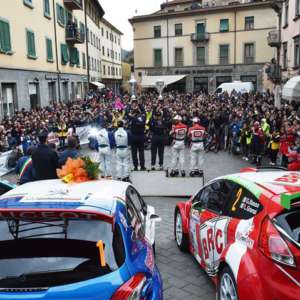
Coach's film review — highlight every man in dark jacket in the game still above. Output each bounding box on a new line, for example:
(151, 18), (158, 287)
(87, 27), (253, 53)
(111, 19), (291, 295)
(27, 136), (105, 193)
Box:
(15, 147), (35, 185)
(32, 132), (59, 180)
(58, 136), (78, 167)
(127, 99), (146, 171)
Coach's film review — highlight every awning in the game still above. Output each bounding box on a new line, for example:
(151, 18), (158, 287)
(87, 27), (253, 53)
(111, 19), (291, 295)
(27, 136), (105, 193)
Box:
(91, 82), (105, 89)
(282, 76), (300, 101)
(140, 75), (186, 88)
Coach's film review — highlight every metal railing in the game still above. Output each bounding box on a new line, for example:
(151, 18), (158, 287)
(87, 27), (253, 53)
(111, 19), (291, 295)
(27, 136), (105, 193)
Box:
(66, 25), (84, 43)
(191, 32), (210, 42)
(63, 0), (83, 10)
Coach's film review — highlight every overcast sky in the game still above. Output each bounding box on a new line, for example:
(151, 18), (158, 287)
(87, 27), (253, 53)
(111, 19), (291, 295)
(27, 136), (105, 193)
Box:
(100, 0), (164, 50)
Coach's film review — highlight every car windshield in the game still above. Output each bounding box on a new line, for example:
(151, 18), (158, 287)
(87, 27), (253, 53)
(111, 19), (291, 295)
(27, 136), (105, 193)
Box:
(0, 218), (118, 288)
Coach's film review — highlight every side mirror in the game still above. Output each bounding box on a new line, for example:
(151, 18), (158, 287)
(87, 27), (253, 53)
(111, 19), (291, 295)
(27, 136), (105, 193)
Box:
(150, 214), (162, 222)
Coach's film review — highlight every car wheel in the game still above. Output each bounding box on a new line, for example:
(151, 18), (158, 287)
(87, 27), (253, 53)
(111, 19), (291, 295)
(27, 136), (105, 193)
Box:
(174, 210), (189, 252)
(218, 267), (239, 300)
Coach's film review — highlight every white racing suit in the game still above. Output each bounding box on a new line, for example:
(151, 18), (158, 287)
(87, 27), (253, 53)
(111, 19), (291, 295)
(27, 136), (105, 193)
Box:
(171, 124), (187, 172)
(189, 125), (206, 172)
(97, 128), (112, 177)
(114, 128), (129, 180)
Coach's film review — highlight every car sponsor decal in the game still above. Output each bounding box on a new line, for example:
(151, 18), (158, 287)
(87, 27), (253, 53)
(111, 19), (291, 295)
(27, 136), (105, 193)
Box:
(275, 173), (300, 184)
(145, 245), (155, 271)
(119, 211), (128, 230)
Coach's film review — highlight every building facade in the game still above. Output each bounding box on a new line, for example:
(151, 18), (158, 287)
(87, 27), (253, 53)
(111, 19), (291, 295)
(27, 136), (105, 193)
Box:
(0, 0), (105, 117)
(100, 18), (123, 93)
(280, 0), (300, 81)
(130, 0), (278, 93)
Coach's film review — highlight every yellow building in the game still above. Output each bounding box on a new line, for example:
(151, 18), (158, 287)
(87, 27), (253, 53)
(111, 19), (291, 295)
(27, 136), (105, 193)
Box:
(130, 0), (277, 93)
(0, 0), (104, 115)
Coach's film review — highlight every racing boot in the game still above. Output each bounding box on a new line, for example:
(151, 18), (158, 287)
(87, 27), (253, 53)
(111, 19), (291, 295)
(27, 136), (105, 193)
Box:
(190, 170), (195, 177)
(181, 170), (186, 177)
(170, 169), (176, 177)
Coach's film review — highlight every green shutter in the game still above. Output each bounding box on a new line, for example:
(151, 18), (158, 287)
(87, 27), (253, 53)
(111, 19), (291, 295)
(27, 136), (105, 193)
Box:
(197, 47), (205, 64)
(46, 38), (53, 62)
(61, 43), (69, 65)
(56, 4), (65, 26)
(69, 46), (78, 66)
(154, 49), (162, 67)
(82, 52), (86, 68)
(0, 19), (12, 53)
(44, 0), (50, 17)
(220, 19), (229, 32)
(26, 30), (36, 58)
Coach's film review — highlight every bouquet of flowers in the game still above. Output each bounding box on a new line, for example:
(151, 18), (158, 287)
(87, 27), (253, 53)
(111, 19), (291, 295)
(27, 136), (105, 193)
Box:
(57, 157), (101, 183)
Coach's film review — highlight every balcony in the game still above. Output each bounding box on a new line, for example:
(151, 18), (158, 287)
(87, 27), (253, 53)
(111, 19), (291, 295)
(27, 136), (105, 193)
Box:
(191, 32), (210, 43)
(268, 30), (280, 48)
(63, 0), (82, 10)
(66, 25), (84, 44)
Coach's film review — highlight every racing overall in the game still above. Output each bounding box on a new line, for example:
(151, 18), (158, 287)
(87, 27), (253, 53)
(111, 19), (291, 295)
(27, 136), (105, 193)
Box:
(97, 128), (112, 177)
(171, 123), (187, 174)
(189, 124), (206, 173)
(114, 128), (129, 180)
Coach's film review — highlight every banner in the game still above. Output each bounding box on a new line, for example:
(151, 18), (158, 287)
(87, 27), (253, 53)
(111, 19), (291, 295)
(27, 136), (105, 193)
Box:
(77, 125), (93, 145)
(0, 150), (13, 177)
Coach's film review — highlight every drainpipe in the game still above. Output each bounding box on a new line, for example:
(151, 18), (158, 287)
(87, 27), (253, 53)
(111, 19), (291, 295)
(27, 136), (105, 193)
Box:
(52, 0), (61, 103)
(234, 9), (237, 68)
(84, 0), (90, 90)
(167, 17), (170, 74)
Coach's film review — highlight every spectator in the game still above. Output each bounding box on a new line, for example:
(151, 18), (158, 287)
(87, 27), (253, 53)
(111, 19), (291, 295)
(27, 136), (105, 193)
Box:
(58, 136), (79, 167)
(15, 147), (35, 185)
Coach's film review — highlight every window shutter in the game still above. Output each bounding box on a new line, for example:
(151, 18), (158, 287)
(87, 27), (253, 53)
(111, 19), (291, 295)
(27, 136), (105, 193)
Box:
(46, 38), (53, 61)
(0, 20), (12, 52)
(61, 43), (69, 64)
(27, 30), (36, 57)
(69, 47), (78, 65)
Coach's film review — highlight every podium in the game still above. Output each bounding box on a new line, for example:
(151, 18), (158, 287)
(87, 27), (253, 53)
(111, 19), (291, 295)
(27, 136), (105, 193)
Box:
(130, 170), (205, 197)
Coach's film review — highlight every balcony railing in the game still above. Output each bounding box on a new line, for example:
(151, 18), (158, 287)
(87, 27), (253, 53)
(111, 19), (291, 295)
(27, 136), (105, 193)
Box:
(219, 57), (229, 65)
(268, 30), (280, 48)
(244, 57), (255, 64)
(63, 0), (83, 10)
(191, 32), (210, 43)
(66, 25), (84, 44)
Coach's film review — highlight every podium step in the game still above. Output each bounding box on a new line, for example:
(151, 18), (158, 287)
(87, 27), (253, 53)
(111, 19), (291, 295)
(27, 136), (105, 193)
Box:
(130, 171), (204, 197)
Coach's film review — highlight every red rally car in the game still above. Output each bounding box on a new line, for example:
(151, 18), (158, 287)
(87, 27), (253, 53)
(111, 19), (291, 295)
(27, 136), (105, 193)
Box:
(174, 169), (300, 300)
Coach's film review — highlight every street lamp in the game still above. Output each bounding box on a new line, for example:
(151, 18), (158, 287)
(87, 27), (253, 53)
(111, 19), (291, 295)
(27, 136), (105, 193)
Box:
(129, 76), (137, 99)
(156, 79), (165, 100)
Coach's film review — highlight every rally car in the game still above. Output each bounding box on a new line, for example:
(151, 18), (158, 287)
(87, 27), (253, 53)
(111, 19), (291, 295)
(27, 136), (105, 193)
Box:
(174, 169), (300, 300)
(0, 179), (162, 300)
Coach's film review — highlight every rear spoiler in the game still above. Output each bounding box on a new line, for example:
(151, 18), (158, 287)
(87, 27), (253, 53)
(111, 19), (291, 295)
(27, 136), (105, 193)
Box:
(280, 193), (300, 210)
(0, 209), (113, 224)
(240, 166), (288, 173)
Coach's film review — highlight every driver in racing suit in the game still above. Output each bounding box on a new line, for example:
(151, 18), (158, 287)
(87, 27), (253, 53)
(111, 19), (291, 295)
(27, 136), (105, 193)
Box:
(170, 115), (187, 177)
(189, 117), (206, 177)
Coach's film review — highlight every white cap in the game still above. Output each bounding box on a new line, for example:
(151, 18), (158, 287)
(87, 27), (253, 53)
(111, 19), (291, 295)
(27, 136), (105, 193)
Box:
(174, 115), (182, 121)
(131, 95), (136, 101)
(158, 95), (163, 101)
(192, 117), (200, 123)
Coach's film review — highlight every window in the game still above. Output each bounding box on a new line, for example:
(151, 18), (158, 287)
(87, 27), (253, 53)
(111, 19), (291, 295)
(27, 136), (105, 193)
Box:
(103, 65), (106, 75)
(245, 16), (254, 30)
(60, 43), (69, 65)
(154, 49), (162, 67)
(154, 25), (161, 38)
(175, 23), (183, 36)
(284, 2), (289, 27)
(80, 22), (85, 42)
(296, 0), (300, 17)
(220, 19), (229, 32)
(23, 0), (33, 8)
(44, 0), (50, 18)
(56, 4), (65, 27)
(283, 42), (288, 69)
(111, 49), (113, 58)
(102, 46), (105, 56)
(118, 38), (120, 45)
(45, 38), (53, 62)
(108, 66), (110, 75)
(0, 19), (12, 54)
(107, 48), (109, 57)
(106, 30), (109, 39)
(175, 48), (183, 67)
(82, 52), (86, 69)
(223, 182), (263, 220)
(26, 29), (36, 59)
(101, 27), (104, 36)
(219, 44), (229, 65)
(196, 47), (205, 65)
(244, 43), (255, 64)
(295, 36), (300, 67)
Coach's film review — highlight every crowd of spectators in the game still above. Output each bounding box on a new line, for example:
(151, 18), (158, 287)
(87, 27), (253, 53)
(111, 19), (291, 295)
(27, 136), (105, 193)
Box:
(2, 88), (300, 174)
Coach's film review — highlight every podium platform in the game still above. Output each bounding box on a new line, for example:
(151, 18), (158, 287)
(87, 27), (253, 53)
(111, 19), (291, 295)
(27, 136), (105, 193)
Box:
(130, 171), (204, 197)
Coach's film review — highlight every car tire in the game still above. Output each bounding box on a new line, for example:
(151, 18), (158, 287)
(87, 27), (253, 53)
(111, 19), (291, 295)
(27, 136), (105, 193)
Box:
(218, 266), (239, 300)
(174, 209), (189, 252)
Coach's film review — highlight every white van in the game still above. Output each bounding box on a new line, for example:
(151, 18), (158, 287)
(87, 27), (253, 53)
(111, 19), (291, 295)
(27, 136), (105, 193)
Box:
(216, 81), (254, 95)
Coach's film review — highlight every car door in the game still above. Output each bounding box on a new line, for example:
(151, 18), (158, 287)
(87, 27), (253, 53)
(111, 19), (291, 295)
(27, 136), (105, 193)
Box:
(190, 180), (233, 273)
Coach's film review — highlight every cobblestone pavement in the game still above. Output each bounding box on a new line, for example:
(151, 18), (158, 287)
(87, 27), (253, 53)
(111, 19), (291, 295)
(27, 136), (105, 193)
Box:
(2, 147), (249, 300)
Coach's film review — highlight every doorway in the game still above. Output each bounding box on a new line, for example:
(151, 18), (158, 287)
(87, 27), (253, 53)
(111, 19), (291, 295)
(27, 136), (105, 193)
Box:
(194, 77), (208, 93)
(62, 82), (69, 103)
(29, 83), (40, 110)
(48, 82), (56, 105)
(1, 83), (16, 117)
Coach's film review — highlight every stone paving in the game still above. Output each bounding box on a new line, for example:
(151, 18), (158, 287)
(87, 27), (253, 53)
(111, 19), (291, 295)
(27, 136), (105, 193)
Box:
(2, 147), (249, 299)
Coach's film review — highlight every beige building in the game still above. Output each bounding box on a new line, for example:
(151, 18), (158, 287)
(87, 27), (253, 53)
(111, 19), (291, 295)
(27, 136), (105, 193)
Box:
(130, 0), (277, 93)
(99, 18), (123, 93)
(0, 0), (105, 116)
